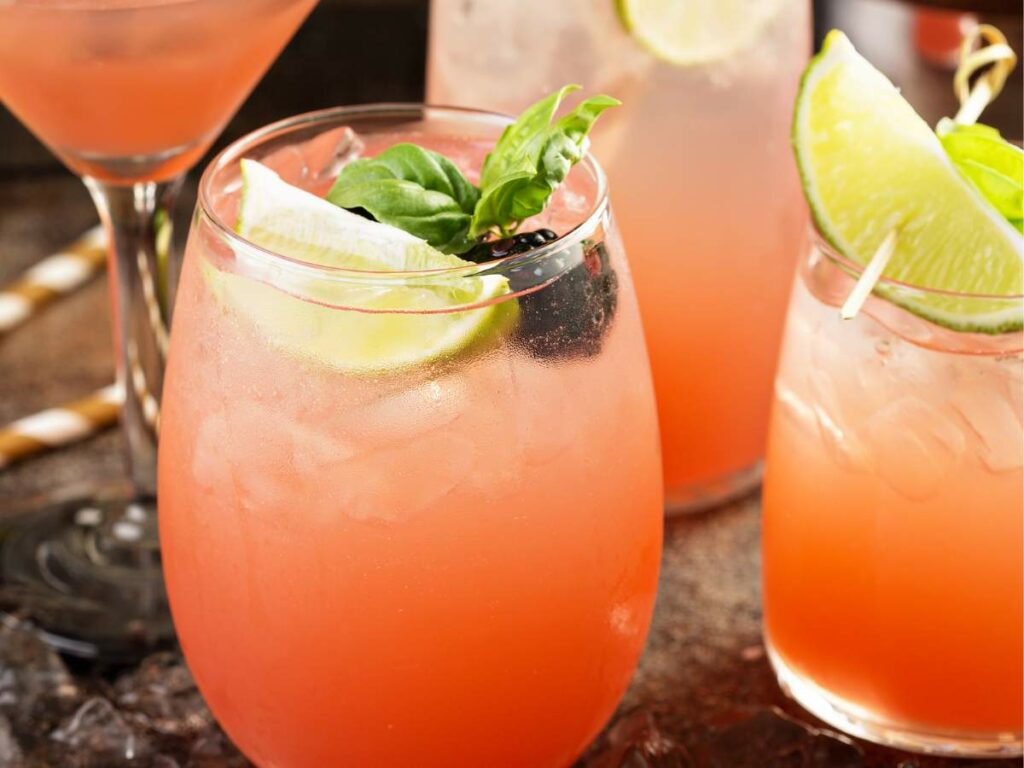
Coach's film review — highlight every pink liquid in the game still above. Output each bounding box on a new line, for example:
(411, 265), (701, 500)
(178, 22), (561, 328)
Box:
(0, 0), (317, 181)
(159, 123), (664, 767)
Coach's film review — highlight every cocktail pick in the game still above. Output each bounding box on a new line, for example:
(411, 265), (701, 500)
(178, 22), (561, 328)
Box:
(953, 24), (1016, 126)
(840, 229), (898, 320)
(840, 24), (1017, 321)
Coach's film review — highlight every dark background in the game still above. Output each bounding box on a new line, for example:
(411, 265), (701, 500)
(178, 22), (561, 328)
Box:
(0, 0), (1020, 179)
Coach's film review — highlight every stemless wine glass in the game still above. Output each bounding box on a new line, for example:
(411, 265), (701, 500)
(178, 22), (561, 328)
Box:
(762, 230), (1023, 756)
(159, 105), (664, 768)
(0, 0), (317, 655)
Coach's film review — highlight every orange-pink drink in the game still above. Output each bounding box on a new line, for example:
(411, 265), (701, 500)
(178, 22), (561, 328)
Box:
(763, 240), (1023, 753)
(428, 0), (811, 510)
(159, 108), (663, 767)
(0, 0), (317, 181)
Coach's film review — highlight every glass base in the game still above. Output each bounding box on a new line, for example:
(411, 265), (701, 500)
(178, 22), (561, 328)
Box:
(767, 641), (1023, 758)
(664, 461), (763, 516)
(0, 487), (172, 660)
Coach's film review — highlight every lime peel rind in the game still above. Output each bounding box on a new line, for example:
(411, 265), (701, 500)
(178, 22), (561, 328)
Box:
(205, 160), (514, 373)
(793, 30), (1024, 334)
(614, 0), (786, 68)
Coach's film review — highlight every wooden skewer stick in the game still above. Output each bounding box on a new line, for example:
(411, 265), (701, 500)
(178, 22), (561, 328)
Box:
(840, 230), (899, 321)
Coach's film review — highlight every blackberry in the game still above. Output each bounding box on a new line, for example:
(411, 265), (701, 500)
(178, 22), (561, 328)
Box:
(511, 240), (618, 361)
(463, 228), (558, 263)
(344, 206), (376, 221)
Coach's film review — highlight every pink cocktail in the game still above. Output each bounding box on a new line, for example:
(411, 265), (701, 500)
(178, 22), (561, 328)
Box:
(763, 235), (1023, 756)
(160, 106), (664, 767)
(428, 0), (811, 511)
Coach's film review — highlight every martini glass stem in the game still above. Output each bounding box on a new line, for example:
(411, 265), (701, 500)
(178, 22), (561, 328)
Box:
(84, 176), (184, 499)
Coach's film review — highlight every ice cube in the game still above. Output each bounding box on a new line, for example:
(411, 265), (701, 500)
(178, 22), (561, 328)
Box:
(189, 730), (251, 767)
(950, 378), (1023, 474)
(0, 615), (79, 735)
(114, 653), (214, 737)
(190, 408), (232, 492)
(700, 708), (863, 768)
(806, 369), (868, 472)
(583, 707), (692, 767)
(260, 126), (364, 190)
(864, 397), (966, 500)
(0, 714), (22, 767)
(51, 697), (149, 763)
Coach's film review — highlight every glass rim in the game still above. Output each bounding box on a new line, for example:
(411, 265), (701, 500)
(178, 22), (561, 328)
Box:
(811, 224), (1024, 301)
(197, 103), (611, 281)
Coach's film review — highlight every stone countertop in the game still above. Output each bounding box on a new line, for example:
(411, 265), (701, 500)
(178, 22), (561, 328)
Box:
(0, 175), (1016, 768)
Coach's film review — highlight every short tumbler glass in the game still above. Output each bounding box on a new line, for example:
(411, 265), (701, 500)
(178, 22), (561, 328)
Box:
(762, 231), (1023, 758)
(158, 105), (664, 768)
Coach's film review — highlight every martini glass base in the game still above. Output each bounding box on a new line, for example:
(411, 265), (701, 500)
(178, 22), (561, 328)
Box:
(0, 487), (172, 660)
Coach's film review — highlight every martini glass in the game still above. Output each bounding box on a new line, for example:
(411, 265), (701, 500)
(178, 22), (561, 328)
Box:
(0, 0), (318, 657)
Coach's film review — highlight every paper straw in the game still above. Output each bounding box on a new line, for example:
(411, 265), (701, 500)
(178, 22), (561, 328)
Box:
(0, 384), (121, 469)
(0, 226), (107, 337)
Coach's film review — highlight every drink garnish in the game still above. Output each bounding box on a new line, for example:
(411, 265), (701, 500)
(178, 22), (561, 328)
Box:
(614, 0), (786, 67)
(469, 85), (619, 239)
(213, 86), (619, 371)
(328, 85), (619, 252)
(937, 121), (1022, 234)
(325, 142), (481, 254)
(212, 159), (515, 373)
(794, 30), (1023, 333)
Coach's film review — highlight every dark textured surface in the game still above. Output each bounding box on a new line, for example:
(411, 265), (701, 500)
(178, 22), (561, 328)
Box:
(0, 0), (1021, 762)
(1, 176), (1018, 768)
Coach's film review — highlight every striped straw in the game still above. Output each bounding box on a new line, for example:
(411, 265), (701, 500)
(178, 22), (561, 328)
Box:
(0, 385), (121, 469)
(0, 226), (107, 337)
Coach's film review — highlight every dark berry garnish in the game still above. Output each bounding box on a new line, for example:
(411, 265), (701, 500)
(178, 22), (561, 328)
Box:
(463, 229), (559, 263)
(344, 206), (376, 221)
(511, 240), (618, 361)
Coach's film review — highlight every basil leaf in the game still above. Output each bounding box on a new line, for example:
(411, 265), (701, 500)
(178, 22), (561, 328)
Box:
(328, 143), (480, 253)
(479, 84), (581, 191)
(470, 89), (620, 238)
(937, 119), (1023, 228)
(954, 158), (1024, 224)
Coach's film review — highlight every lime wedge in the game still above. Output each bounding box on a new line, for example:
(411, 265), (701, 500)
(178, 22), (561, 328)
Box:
(794, 30), (1024, 333)
(207, 159), (513, 373)
(614, 0), (785, 67)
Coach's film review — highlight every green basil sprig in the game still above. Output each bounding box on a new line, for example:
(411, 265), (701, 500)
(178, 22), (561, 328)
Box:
(937, 119), (1023, 233)
(327, 86), (620, 254)
(470, 85), (620, 238)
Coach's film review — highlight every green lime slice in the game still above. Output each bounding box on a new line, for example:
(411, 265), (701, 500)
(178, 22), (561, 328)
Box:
(794, 30), (1024, 333)
(206, 159), (514, 373)
(614, 0), (785, 67)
